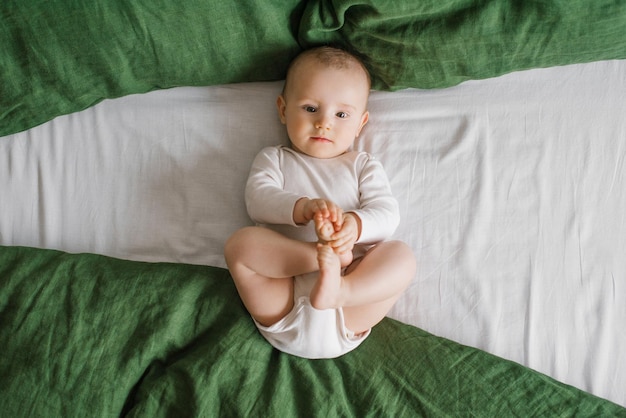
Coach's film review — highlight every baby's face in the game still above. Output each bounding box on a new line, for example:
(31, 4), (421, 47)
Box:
(277, 61), (369, 159)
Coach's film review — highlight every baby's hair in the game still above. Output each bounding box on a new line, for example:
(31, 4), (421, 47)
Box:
(283, 46), (371, 95)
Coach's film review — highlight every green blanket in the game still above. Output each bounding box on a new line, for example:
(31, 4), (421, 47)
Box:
(1, 246), (624, 417)
(2, 0), (626, 136)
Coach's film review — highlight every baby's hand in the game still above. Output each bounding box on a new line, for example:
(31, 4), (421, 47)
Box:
(327, 212), (361, 254)
(299, 198), (343, 226)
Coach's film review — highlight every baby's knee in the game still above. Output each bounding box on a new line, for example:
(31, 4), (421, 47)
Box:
(385, 239), (413, 255)
(224, 226), (257, 264)
(388, 240), (417, 276)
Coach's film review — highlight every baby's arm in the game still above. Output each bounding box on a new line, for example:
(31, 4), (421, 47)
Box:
(350, 156), (400, 244)
(245, 147), (304, 226)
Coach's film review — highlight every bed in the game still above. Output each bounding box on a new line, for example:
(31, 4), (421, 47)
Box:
(2, 1), (625, 416)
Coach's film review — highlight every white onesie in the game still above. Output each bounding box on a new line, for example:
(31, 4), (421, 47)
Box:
(245, 145), (400, 358)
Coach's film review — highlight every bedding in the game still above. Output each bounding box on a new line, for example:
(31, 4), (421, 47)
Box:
(1, 245), (624, 417)
(2, 0), (626, 415)
(2, 60), (625, 414)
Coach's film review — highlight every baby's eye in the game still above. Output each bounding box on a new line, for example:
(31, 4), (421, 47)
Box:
(304, 106), (317, 113)
(336, 111), (348, 119)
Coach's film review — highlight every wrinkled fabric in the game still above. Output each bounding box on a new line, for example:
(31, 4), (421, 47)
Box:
(1, 246), (624, 416)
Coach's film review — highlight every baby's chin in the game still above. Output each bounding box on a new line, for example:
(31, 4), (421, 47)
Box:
(290, 143), (351, 159)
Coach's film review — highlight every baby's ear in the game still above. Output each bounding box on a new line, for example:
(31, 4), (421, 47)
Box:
(356, 111), (369, 137)
(276, 95), (287, 124)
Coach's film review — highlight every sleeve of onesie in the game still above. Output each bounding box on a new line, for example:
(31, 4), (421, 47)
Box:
(352, 155), (400, 245)
(245, 147), (302, 226)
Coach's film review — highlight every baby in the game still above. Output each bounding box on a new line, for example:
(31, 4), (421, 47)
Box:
(224, 46), (416, 359)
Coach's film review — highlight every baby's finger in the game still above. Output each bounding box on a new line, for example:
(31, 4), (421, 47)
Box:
(332, 223), (355, 240)
(323, 203), (337, 222)
(330, 232), (352, 248)
(313, 200), (329, 217)
(331, 239), (354, 255)
(334, 208), (344, 228)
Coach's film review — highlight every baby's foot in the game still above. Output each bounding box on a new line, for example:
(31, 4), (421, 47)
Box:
(315, 215), (334, 243)
(310, 244), (344, 310)
(337, 250), (353, 268)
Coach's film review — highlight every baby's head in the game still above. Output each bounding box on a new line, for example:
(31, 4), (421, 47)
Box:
(277, 46), (371, 159)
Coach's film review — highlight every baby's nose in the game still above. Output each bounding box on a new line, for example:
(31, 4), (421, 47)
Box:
(315, 116), (332, 130)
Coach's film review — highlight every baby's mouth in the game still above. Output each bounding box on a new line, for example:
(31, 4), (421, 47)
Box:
(311, 136), (332, 143)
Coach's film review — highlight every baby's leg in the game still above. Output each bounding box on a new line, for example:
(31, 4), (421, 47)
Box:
(309, 243), (344, 310)
(224, 226), (319, 326)
(319, 241), (416, 333)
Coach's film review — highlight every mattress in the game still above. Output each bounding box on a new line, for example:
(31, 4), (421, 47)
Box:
(2, 58), (625, 407)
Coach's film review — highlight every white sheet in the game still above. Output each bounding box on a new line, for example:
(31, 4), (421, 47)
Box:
(2, 59), (625, 406)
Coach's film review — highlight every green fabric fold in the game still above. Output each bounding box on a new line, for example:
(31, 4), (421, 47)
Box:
(0, 0), (302, 137)
(299, 0), (626, 89)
